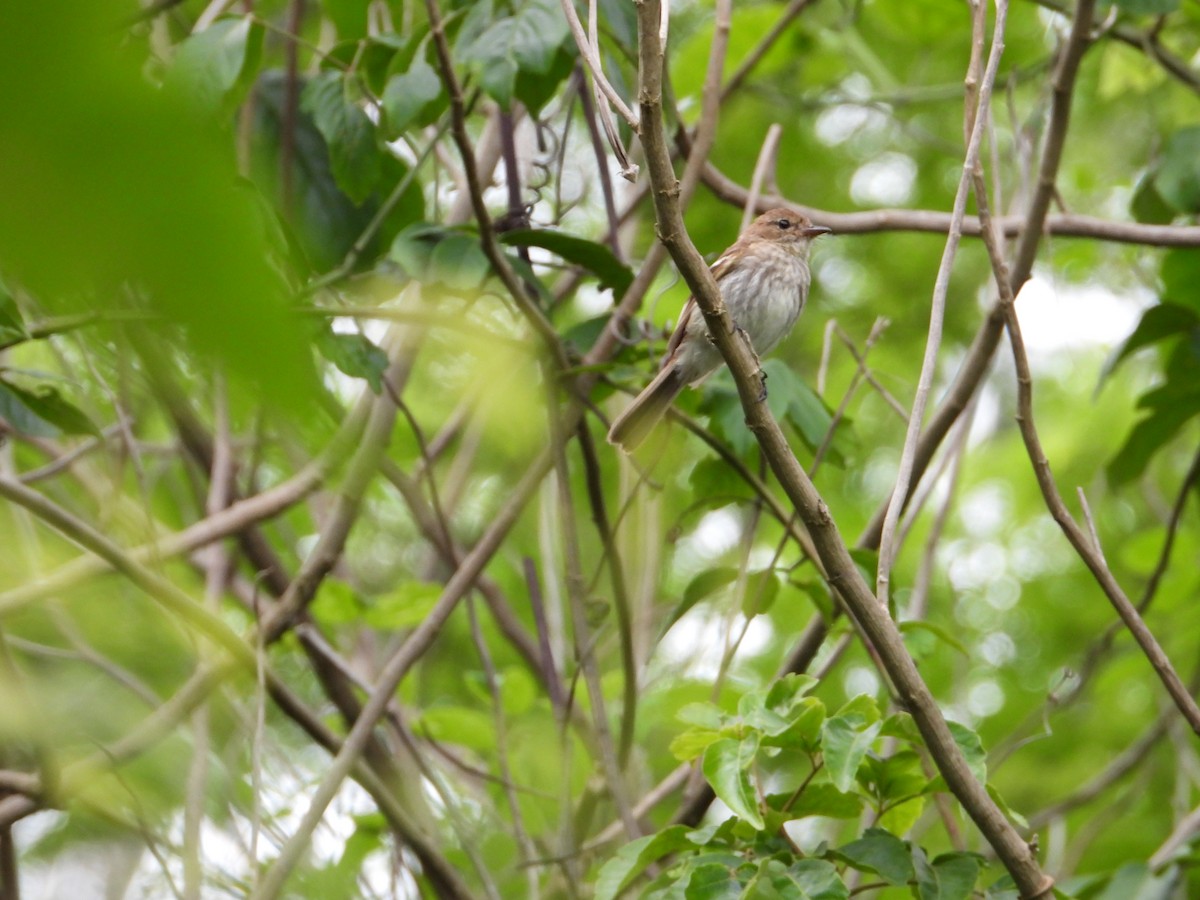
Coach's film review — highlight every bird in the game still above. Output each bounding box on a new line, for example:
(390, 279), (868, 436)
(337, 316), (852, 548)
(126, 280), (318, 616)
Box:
(607, 207), (830, 451)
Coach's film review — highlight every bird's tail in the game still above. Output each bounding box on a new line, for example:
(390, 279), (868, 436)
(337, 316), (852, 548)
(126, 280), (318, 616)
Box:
(607, 367), (685, 452)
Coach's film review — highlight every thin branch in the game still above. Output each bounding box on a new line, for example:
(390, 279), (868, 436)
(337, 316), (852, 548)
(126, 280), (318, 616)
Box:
(574, 67), (625, 261)
(260, 353), (407, 640)
(556, 0), (638, 127)
(1031, 0), (1200, 95)
(700, 164), (1200, 247)
(970, 67), (1200, 740)
(0, 402), (368, 617)
(1028, 704), (1174, 831)
(466, 597), (540, 899)
(550, 427), (639, 838)
(740, 124), (783, 233)
(575, 420), (639, 766)
(250, 455), (552, 900)
(1149, 800), (1200, 870)
(875, 0), (1009, 607)
(426, 0), (566, 361)
(720, 0), (815, 101)
(183, 379), (235, 900)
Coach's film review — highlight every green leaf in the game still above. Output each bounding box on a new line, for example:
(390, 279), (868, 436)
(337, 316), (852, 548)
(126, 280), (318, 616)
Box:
(687, 456), (756, 502)
(899, 620), (970, 657)
(0, 379), (99, 437)
(671, 704), (727, 761)
(671, 728), (725, 762)
(499, 229), (634, 296)
(431, 233), (493, 291)
(1090, 862), (1172, 900)
(679, 702), (726, 730)
(777, 783), (863, 820)
(820, 710), (882, 793)
(381, 55), (445, 137)
(1106, 303), (1200, 377)
(311, 579), (365, 627)
(879, 796), (926, 836)
(594, 826), (697, 900)
(363, 581), (443, 630)
(740, 569), (780, 617)
(946, 720), (987, 784)
(0, 280), (26, 345)
(861, 750), (927, 804)
(1154, 126), (1200, 213)
(316, 328), (389, 393)
(760, 360), (837, 459)
(1161, 250), (1200, 314)
(1131, 173), (1176, 224)
(413, 706), (496, 753)
(756, 858), (849, 900)
(701, 383), (756, 455)
(389, 225), (491, 290)
(912, 850), (986, 900)
(513, 42), (577, 116)
(301, 71), (380, 204)
(986, 783), (1029, 830)
(166, 16), (263, 114)
(686, 861), (742, 898)
(1104, 304), (1200, 386)
(765, 674), (820, 708)
(703, 737), (764, 830)
(1108, 395), (1200, 484)
(685, 567), (739, 606)
(833, 828), (914, 886)
(760, 700), (825, 750)
(832, 693), (881, 725)
(879, 712), (922, 743)
(321, 0), (370, 39)
(458, 0), (570, 108)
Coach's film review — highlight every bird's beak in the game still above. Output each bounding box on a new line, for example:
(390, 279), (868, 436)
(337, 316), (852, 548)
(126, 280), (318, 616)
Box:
(804, 225), (833, 238)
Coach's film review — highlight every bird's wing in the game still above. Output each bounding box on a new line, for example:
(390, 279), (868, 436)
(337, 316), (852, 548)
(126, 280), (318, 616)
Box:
(663, 249), (744, 359)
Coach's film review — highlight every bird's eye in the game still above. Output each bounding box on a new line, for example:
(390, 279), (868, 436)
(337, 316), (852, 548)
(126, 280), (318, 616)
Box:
(776, 218), (792, 229)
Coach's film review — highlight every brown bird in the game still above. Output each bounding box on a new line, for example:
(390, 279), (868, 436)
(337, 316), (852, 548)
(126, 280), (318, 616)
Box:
(608, 208), (830, 451)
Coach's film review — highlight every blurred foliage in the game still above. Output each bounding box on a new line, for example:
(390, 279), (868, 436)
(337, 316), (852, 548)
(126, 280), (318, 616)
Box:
(0, 0), (1197, 898)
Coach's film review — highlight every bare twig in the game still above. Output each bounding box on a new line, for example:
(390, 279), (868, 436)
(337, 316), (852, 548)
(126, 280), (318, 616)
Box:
(1028, 704), (1175, 831)
(970, 41), (1200, 739)
(740, 124), (784, 232)
(556, 0), (638, 127)
(721, 0), (816, 101)
(875, 0), (1009, 608)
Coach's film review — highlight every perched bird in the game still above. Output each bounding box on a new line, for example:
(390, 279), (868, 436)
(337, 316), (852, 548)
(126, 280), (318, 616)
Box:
(607, 208), (830, 451)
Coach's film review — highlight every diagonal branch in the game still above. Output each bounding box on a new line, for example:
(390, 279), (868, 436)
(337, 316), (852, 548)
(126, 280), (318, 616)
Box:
(972, 165), (1200, 737)
(634, 0), (1053, 894)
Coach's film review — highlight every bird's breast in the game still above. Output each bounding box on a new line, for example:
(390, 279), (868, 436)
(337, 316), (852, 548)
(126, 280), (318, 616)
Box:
(720, 252), (811, 356)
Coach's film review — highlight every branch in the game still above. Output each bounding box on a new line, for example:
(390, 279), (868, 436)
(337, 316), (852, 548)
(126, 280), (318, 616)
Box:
(700, 163), (1200, 247)
(250, 452), (552, 900)
(970, 76), (1200, 739)
(556, 0), (639, 127)
(875, 0), (1008, 606)
(260, 351), (407, 640)
(1031, 0), (1200, 95)
(1027, 704), (1174, 831)
(634, 0), (1053, 894)
(977, 205), (1200, 737)
(0, 399), (368, 617)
